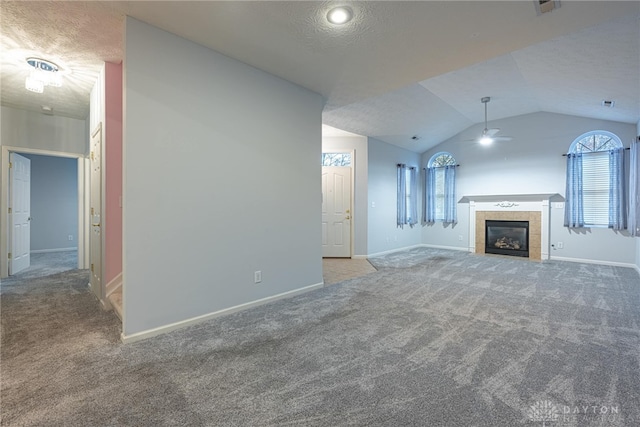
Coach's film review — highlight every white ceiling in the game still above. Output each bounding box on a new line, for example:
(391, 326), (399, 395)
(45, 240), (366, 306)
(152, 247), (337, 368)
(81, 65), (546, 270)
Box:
(1, 1), (639, 153)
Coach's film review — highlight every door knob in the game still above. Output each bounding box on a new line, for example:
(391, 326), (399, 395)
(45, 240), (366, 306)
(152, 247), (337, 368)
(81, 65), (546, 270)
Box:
(345, 216), (351, 220)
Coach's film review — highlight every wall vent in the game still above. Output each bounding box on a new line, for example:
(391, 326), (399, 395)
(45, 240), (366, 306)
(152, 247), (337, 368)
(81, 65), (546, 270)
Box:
(535, 0), (560, 15)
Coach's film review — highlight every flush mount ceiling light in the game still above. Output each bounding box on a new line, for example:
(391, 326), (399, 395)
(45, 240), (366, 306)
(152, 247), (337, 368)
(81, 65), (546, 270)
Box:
(327, 6), (353, 25)
(25, 57), (63, 94)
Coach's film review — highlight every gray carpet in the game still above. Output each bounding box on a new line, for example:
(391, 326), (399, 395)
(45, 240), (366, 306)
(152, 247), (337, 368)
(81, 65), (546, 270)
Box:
(2, 248), (640, 426)
(4, 250), (78, 281)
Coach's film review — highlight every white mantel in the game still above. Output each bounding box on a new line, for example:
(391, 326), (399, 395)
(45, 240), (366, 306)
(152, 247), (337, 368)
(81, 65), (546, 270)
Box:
(460, 194), (563, 260)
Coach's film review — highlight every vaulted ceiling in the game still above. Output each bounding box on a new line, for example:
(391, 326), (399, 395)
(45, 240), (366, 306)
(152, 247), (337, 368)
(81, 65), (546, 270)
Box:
(1, 1), (638, 153)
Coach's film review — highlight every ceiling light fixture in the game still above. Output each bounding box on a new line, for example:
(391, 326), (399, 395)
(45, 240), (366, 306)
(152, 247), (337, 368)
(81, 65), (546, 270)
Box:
(479, 135), (493, 146)
(327, 6), (353, 25)
(601, 100), (615, 108)
(25, 58), (62, 94)
(479, 97), (494, 145)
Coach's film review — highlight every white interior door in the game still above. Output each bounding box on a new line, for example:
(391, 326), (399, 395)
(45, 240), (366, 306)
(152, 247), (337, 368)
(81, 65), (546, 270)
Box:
(90, 125), (102, 299)
(9, 153), (31, 275)
(322, 166), (351, 257)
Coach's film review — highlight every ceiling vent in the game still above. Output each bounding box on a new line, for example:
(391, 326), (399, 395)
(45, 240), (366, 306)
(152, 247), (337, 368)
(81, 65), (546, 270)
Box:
(535, 0), (561, 15)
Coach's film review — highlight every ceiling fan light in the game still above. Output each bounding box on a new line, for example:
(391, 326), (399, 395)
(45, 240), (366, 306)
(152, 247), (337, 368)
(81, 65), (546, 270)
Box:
(479, 136), (493, 145)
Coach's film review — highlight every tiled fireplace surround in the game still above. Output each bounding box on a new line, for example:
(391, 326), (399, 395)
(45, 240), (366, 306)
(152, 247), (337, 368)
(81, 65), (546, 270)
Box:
(462, 194), (561, 261)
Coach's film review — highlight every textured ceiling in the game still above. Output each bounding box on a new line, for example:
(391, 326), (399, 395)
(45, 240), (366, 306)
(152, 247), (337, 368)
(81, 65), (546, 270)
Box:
(1, 1), (639, 152)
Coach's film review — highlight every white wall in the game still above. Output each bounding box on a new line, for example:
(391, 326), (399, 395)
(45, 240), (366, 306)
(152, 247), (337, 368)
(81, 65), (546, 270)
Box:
(368, 137), (422, 255)
(22, 154), (78, 252)
(422, 112), (637, 266)
(123, 18), (324, 337)
(322, 135), (368, 257)
(1, 106), (87, 155)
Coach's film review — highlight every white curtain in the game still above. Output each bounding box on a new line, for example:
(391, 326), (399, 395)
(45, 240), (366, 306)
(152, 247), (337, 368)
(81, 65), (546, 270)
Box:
(564, 153), (584, 228)
(629, 138), (640, 236)
(408, 167), (418, 227)
(397, 164), (406, 228)
(443, 165), (457, 224)
(608, 148), (626, 230)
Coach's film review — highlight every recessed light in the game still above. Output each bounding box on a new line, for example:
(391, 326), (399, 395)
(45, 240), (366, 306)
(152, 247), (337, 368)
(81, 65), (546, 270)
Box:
(327, 7), (353, 25)
(41, 105), (52, 112)
(601, 100), (615, 108)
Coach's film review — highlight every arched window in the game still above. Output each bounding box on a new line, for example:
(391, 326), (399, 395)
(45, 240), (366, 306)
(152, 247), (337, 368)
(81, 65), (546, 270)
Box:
(565, 131), (626, 229)
(425, 152), (457, 223)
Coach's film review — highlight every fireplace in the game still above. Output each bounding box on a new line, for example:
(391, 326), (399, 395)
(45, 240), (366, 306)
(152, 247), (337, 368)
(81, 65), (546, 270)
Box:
(485, 220), (529, 258)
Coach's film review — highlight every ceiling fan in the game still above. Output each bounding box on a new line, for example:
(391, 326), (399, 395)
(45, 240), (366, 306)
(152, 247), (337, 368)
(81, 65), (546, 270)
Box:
(477, 97), (512, 145)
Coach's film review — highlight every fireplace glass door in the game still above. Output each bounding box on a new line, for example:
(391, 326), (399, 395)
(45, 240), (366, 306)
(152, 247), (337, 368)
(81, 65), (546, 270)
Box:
(485, 220), (529, 257)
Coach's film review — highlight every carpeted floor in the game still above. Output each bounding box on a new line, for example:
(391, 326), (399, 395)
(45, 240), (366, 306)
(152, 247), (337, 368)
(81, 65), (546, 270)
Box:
(4, 250), (78, 281)
(2, 248), (640, 426)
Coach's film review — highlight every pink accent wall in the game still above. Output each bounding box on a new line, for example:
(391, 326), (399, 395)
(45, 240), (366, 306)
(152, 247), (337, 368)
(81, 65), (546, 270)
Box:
(105, 62), (123, 284)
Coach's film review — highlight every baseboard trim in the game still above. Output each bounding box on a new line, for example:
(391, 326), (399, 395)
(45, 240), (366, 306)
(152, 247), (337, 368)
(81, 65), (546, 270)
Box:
(422, 244), (468, 252)
(550, 256), (637, 270)
(351, 255), (368, 260)
(31, 247), (77, 254)
(367, 244), (425, 258)
(121, 282), (325, 344)
(105, 272), (122, 297)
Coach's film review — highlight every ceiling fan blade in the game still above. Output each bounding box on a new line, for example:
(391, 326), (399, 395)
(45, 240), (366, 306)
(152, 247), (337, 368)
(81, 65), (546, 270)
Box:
(485, 128), (501, 137)
(493, 136), (513, 142)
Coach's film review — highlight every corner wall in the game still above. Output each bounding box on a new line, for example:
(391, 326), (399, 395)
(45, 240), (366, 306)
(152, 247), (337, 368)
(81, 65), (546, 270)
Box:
(104, 63), (123, 285)
(123, 18), (324, 337)
(367, 137), (422, 255)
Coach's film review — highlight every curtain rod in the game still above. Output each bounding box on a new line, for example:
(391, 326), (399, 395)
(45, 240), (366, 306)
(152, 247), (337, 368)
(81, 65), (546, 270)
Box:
(561, 147), (630, 157)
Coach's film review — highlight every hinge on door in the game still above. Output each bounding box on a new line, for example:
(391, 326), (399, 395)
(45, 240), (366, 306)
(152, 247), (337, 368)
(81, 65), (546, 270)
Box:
(90, 151), (94, 161)
(91, 207), (94, 216)
(8, 252), (11, 259)
(8, 207), (11, 214)
(91, 263), (94, 272)
(9, 162), (12, 169)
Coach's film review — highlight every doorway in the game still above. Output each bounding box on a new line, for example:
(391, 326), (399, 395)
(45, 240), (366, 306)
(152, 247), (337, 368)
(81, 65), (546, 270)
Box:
(321, 151), (354, 258)
(1, 146), (88, 279)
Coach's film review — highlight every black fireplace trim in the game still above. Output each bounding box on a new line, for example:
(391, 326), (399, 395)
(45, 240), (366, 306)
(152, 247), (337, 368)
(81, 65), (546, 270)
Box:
(485, 220), (529, 258)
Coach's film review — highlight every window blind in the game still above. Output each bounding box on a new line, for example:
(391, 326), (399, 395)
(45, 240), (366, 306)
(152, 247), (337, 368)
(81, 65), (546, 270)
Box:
(581, 151), (610, 226)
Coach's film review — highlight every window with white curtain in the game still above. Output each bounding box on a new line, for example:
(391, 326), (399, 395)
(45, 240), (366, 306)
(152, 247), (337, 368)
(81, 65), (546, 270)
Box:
(565, 131), (625, 229)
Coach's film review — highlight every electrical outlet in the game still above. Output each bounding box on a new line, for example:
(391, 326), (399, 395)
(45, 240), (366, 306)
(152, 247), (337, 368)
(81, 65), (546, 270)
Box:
(371, 201), (376, 208)
(68, 235), (73, 241)
(458, 235), (463, 241)
(557, 242), (564, 249)
(254, 271), (262, 284)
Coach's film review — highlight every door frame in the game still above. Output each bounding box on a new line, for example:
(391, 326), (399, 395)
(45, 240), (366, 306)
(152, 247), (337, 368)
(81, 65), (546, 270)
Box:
(0, 145), (88, 278)
(321, 148), (355, 258)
